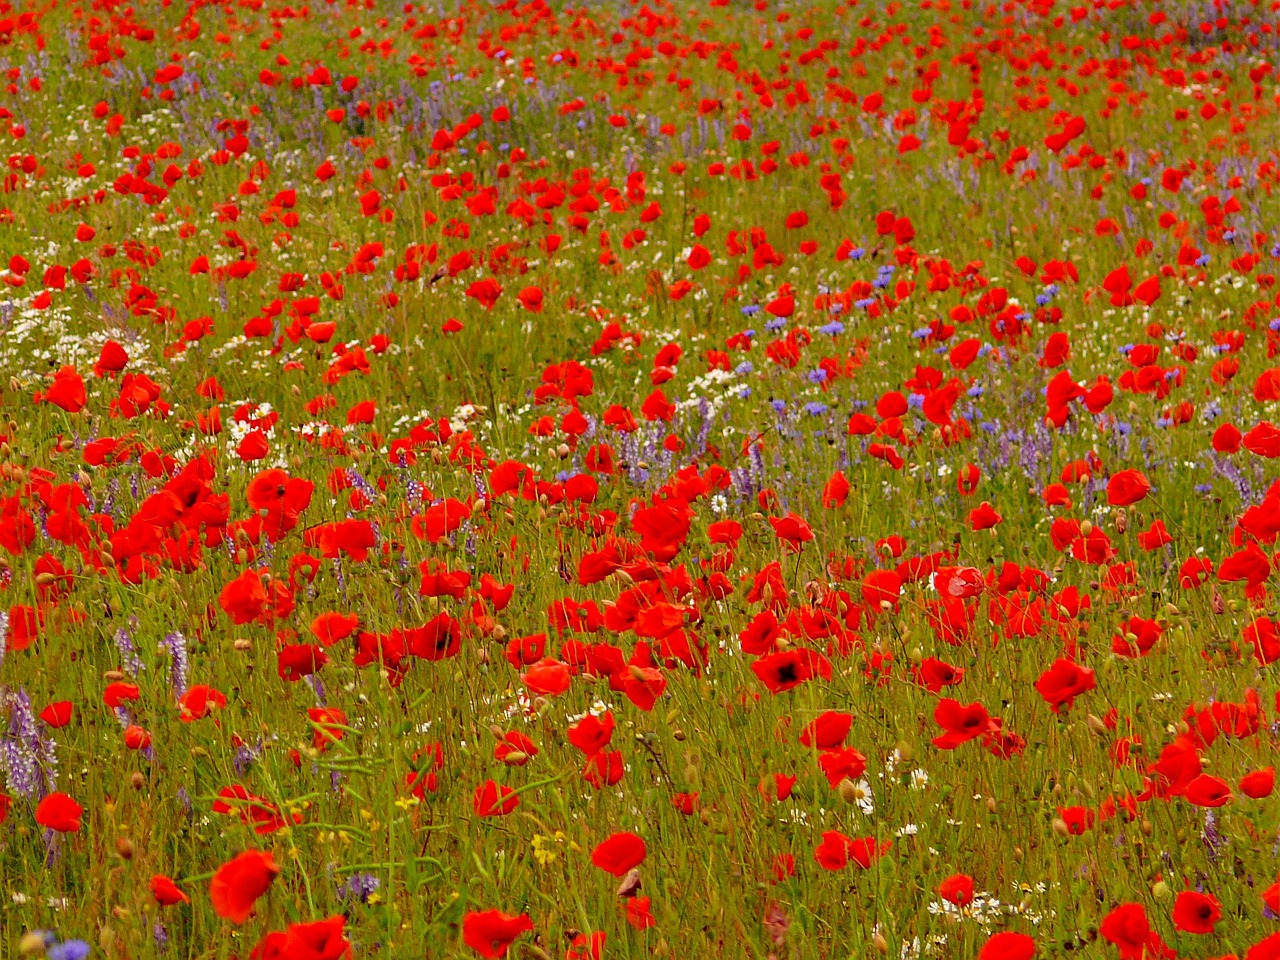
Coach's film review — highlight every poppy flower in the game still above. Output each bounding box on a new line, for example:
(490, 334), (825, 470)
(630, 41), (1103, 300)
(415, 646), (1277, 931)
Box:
(862, 570), (903, 610)
(461, 909), (533, 958)
(179, 685), (227, 721)
(277, 643), (328, 681)
(1241, 767), (1275, 799)
(591, 832), (646, 876)
(473, 780), (520, 817)
(39, 701), (74, 727)
(938, 873), (974, 906)
(209, 849), (281, 924)
(280, 915), (351, 960)
(310, 612), (359, 646)
(42, 366), (87, 413)
(219, 568), (271, 625)
(1184, 774), (1232, 808)
(516, 286), (543, 312)
(1172, 891), (1220, 934)
(567, 712), (615, 755)
(150, 875), (190, 906)
(621, 665), (666, 711)
(931, 699), (992, 749)
(35, 792), (83, 833)
(813, 831), (889, 870)
(1034, 659), (1096, 713)
(822, 470), (850, 508)
(566, 932), (606, 960)
(968, 501), (1002, 530)
(1099, 903), (1151, 958)
(752, 649), (823, 694)
(978, 932), (1035, 960)
(799, 711), (853, 749)
(1107, 469), (1150, 506)
(1249, 934), (1280, 960)
(625, 897), (656, 930)
(522, 658), (572, 696)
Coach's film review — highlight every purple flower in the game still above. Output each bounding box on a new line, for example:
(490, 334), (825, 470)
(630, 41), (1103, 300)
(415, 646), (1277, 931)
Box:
(161, 633), (189, 700)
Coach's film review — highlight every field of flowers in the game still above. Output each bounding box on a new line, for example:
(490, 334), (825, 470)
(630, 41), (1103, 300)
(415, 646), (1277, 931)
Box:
(2, 0), (1280, 956)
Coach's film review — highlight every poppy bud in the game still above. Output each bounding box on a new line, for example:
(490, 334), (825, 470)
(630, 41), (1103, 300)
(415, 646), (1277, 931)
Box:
(1086, 714), (1108, 736)
(130, 771), (146, 790)
(17, 932), (45, 956)
(1152, 880), (1171, 900)
(1080, 520), (1093, 536)
(115, 836), (134, 859)
(986, 796), (997, 813)
(234, 638), (252, 651)
(1051, 818), (1070, 837)
(837, 778), (859, 804)
(615, 868), (642, 898)
(872, 933), (889, 954)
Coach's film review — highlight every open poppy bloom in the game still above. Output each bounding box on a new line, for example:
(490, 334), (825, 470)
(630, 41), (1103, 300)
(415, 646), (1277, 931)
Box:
(462, 909), (533, 958)
(35, 792), (83, 833)
(591, 832), (646, 876)
(210, 850), (281, 924)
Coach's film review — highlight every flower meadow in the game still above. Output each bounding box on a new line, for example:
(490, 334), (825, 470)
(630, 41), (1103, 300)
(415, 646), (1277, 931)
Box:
(4, 0), (1280, 957)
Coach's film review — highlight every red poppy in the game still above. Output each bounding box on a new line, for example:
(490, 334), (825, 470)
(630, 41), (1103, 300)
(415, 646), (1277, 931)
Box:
(179, 685), (227, 721)
(310, 612), (359, 646)
(35, 792), (83, 833)
(1034, 659), (1096, 713)
(591, 832), (646, 876)
(1184, 774), (1232, 808)
(968, 501), (1002, 530)
(567, 712), (615, 755)
(978, 932), (1035, 960)
(1107, 469), (1150, 506)
(522, 658), (572, 696)
(799, 711), (853, 749)
(769, 512), (814, 548)
(822, 470), (850, 508)
(42, 365), (87, 412)
(1099, 903), (1151, 959)
(461, 909), (533, 958)
(752, 649), (829, 694)
(39, 700), (74, 727)
(813, 831), (889, 870)
(1241, 767), (1275, 799)
(931, 699), (992, 749)
(938, 873), (974, 906)
(625, 896), (656, 930)
(817, 747), (868, 788)
(150, 875), (190, 906)
(277, 915), (351, 960)
(473, 780), (520, 817)
(210, 850), (281, 924)
(219, 568), (271, 625)
(277, 643), (328, 681)
(1172, 891), (1220, 934)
